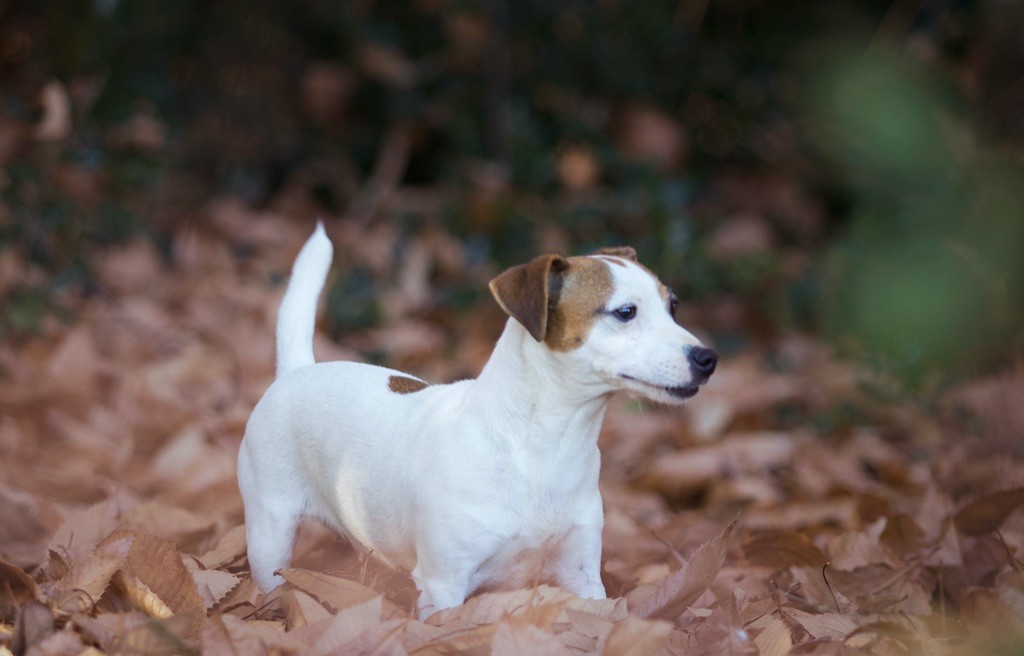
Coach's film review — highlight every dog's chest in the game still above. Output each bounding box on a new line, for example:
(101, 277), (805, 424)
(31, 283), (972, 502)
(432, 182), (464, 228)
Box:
(470, 448), (596, 588)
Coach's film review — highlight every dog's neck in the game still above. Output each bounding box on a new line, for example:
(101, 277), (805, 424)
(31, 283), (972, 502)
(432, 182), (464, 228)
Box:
(472, 319), (609, 453)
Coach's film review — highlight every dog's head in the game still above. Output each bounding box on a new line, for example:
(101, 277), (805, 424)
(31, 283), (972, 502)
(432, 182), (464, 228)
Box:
(489, 247), (716, 404)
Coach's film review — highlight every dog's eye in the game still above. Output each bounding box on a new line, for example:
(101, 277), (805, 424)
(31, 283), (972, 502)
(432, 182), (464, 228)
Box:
(613, 305), (637, 322)
(669, 294), (679, 317)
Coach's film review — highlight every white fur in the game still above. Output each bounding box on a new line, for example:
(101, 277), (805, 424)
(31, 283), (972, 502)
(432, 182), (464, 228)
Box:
(237, 229), (713, 619)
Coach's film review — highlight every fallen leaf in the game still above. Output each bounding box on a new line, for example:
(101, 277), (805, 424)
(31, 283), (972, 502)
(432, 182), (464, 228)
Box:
(71, 612), (149, 652)
(0, 556), (40, 613)
(113, 571), (175, 618)
(753, 617), (792, 656)
(21, 626), (86, 655)
(558, 608), (614, 654)
(46, 536), (131, 614)
(113, 614), (199, 655)
(825, 520), (901, 571)
(954, 486), (1024, 536)
(492, 620), (570, 656)
(426, 585), (574, 627)
(100, 530), (206, 636)
(192, 569), (241, 609)
(279, 589), (332, 630)
(12, 601), (55, 655)
(743, 532), (828, 569)
(309, 596), (383, 655)
(627, 522), (734, 620)
(642, 433), (794, 498)
(202, 614), (302, 656)
(602, 614), (673, 656)
(785, 609), (858, 641)
(278, 569), (397, 616)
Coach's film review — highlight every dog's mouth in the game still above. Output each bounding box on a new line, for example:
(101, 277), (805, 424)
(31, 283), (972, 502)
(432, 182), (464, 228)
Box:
(621, 375), (702, 400)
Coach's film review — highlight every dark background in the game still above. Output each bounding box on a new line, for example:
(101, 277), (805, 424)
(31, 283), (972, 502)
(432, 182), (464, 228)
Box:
(2, 0), (1023, 384)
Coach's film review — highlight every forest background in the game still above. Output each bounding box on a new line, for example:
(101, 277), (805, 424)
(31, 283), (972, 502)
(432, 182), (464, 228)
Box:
(1, 1), (1024, 654)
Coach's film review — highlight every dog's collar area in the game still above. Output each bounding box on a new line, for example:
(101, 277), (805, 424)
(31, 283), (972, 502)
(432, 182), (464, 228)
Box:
(620, 374), (700, 399)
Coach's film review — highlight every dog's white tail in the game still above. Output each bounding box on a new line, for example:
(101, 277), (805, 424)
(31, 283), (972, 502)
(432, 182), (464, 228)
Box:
(276, 222), (333, 378)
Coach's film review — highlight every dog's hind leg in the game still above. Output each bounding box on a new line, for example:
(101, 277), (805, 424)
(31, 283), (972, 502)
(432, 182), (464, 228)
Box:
(238, 441), (303, 591)
(243, 498), (301, 592)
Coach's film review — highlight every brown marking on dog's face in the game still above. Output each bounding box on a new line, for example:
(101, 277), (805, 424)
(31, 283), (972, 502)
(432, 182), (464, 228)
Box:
(544, 256), (615, 352)
(389, 375), (429, 394)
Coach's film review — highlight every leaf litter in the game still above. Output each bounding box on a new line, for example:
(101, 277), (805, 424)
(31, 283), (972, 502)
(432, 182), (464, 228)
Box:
(1, 211), (1023, 654)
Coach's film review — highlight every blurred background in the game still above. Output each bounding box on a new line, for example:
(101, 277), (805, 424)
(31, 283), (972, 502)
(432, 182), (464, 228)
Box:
(2, 0), (1023, 386)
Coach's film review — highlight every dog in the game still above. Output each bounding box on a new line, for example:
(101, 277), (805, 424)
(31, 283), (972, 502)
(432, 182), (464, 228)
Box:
(237, 223), (717, 619)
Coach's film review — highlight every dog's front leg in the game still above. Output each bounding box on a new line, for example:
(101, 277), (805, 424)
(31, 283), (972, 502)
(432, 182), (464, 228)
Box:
(552, 522), (607, 599)
(411, 563), (472, 621)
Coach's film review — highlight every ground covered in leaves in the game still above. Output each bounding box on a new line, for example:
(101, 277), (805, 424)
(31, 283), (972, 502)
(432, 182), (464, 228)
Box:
(2, 211), (1023, 655)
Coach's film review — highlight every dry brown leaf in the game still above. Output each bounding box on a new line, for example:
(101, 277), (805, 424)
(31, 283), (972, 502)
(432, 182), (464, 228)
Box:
(192, 569), (240, 609)
(492, 620), (570, 656)
(406, 623), (495, 654)
(557, 608), (614, 654)
(71, 612), (149, 652)
(113, 614), (198, 655)
(306, 596), (382, 654)
(565, 595), (628, 622)
(742, 531), (828, 569)
(879, 514), (929, 559)
(202, 614), (302, 656)
(753, 617), (792, 656)
(46, 536), (131, 614)
(627, 521), (734, 620)
(642, 433), (794, 497)
(279, 589), (333, 630)
(954, 486), (1024, 536)
(785, 609), (858, 641)
(0, 483), (50, 568)
(100, 530), (205, 636)
(996, 570), (1024, 618)
(48, 495), (132, 562)
(825, 522), (901, 572)
(278, 568), (404, 618)
(602, 615), (673, 656)
(210, 576), (260, 616)
(197, 525), (247, 570)
(11, 601), (55, 655)
(113, 571), (175, 618)
(325, 618), (407, 656)
(745, 498), (858, 532)
(150, 425), (237, 500)
(0, 556), (40, 613)
(425, 585), (574, 628)
(22, 626), (86, 656)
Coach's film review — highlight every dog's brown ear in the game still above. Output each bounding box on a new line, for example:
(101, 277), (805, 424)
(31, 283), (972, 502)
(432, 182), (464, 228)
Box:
(489, 254), (568, 342)
(594, 246), (637, 261)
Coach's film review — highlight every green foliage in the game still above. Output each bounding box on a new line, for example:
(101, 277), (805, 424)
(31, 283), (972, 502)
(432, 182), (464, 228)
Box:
(806, 52), (1024, 379)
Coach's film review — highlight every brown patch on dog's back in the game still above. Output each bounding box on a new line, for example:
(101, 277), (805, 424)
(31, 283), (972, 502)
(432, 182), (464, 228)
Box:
(544, 257), (614, 351)
(389, 375), (429, 394)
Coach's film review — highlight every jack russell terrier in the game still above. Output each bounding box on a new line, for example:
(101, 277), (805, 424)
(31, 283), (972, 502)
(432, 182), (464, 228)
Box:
(237, 223), (717, 619)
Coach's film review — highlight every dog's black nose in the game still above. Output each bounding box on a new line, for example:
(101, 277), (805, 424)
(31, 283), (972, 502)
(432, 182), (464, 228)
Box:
(688, 346), (718, 378)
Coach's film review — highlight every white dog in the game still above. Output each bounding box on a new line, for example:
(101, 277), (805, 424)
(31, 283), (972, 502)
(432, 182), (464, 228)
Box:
(237, 223), (717, 619)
